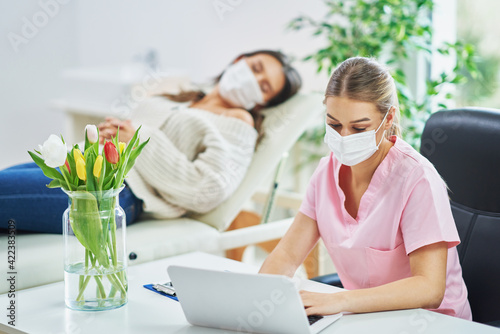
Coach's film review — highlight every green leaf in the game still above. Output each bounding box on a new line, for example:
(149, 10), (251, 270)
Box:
(84, 149), (97, 192)
(123, 126), (142, 158)
(114, 149), (131, 189)
(124, 138), (150, 176)
(68, 146), (79, 186)
(84, 129), (91, 152)
(68, 192), (108, 266)
(47, 179), (62, 188)
(112, 126), (120, 149)
(98, 151), (107, 191)
(103, 167), (117, 189)
(104, 174), (116, 190)
(94, 128), (100, 155)
(28, 151), (65, 183)
(60, 164), (74, 191)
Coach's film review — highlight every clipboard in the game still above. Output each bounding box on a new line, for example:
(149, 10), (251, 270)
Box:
(143, 284), (178, 302)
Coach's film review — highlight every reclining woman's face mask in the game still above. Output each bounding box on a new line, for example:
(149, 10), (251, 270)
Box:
(218, 59), (264, 110)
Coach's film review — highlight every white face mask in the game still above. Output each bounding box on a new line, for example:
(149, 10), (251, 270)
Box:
(218, 59), (264, 110)
(324, 109), (390, 166)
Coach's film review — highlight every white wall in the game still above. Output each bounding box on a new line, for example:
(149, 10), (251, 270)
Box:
(1, 0), (329, 170)
(75, 0), (328, 89)
(0, 0), (78, 170)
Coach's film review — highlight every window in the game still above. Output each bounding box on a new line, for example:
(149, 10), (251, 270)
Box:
(456, 0), (500, 108)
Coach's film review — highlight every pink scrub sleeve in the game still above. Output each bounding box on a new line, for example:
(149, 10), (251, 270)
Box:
(400, 165), (460, 255)
(299, 161), (324, 221)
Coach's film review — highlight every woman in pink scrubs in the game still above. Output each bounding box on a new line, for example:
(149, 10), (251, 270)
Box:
(259, 57), (472, 320)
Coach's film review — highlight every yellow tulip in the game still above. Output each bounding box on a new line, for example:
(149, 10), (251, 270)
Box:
(93, 155), (103, 178)
(73, 148), (84, 163)
(76, 157), (86, 181)
(119, 142), (126, 155)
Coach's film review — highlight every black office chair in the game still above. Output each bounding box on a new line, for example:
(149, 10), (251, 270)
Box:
(312, 107), (500, 326)
(420, 108), (500, 326)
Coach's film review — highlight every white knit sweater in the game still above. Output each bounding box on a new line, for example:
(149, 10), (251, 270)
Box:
(125, 97), (258, 219)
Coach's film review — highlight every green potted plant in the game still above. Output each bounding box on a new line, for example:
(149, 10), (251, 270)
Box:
(289, 0), (480, 158)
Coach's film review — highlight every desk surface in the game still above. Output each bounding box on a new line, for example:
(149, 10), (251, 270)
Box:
(0, 252), (498, 334)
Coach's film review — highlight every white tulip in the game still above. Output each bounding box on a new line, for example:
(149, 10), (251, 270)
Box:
(85, 124), (98, 144)
(39, 134), (67, 168)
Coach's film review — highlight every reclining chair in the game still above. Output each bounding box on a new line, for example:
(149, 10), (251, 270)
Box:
(0, 93), (325, 293)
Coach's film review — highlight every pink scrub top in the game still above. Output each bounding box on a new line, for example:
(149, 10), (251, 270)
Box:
(299, 136), (472, 320)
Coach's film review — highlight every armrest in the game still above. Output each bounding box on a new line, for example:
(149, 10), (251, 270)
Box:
(218, 217), (293, 251)
(251, 188), (303, 211)
(311, 273), (344, 288)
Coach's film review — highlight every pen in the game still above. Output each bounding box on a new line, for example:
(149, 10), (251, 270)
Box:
(153, 283), (176, 296)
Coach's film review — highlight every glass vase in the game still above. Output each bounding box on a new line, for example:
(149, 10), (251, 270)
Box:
(63, 187), (128, 311)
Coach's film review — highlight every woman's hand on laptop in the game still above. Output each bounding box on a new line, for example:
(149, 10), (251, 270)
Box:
(300, 290), (345, 316)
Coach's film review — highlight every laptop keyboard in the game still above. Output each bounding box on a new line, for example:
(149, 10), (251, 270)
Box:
(308, 315), (324, 326)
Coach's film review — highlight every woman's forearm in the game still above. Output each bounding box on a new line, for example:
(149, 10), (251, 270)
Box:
(302, 241), (448, 316)
(341, 241), (447, 314)
(259, 245), (299, 277)
(303, 275), (445, 316)
(259, 212), (321, 278)
(342, 275), (445, 313)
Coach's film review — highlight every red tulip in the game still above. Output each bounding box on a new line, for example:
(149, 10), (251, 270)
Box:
(104, 142), (119, 164)
(65, 159), (71, 174)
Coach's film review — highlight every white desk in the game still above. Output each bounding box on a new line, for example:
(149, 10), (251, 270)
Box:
(0, 252), (498, 334)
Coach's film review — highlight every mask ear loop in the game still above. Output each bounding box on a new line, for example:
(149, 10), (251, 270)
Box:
(376, 130), (386, 149)
(375, 106), (392, 148)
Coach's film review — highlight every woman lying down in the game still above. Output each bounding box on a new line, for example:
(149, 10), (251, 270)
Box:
(0, 49), (302, 233)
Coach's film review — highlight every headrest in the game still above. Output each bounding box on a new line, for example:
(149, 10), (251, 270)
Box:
(420, 108), (500, 213)
(190, 93), (325, 230)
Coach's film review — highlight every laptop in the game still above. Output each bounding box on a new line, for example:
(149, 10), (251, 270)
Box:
(167, 265), (342, 334)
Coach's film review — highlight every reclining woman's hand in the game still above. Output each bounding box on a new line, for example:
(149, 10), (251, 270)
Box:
(98, 117), (136, 144)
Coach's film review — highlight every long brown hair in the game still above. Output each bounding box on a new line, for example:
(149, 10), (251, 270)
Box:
(160, 50), (302, 136)
(325, 57), (402, 138)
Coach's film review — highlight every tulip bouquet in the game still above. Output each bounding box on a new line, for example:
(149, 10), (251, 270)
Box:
(29, 124), (149, 310)
(29, 124), (148, 193)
